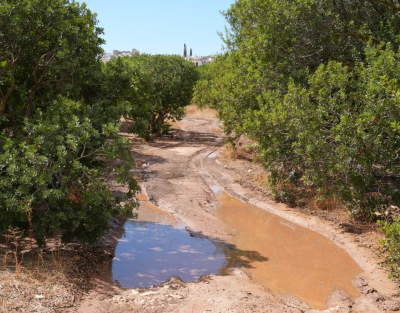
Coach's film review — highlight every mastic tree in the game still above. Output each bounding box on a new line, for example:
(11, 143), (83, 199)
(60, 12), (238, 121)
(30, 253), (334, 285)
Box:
(0, 0), (138, 244)
(222, 0), (400, 78)
(0, 0), (105, 123)
(107, 54), (199, 140)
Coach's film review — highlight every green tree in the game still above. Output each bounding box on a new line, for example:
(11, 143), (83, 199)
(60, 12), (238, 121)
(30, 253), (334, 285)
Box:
(0, 0), (105, 124)
(222, 0), (400, 84)
(0, 0), (138, 244)
(184, 44), (187, 57)
(108, 54), (199, 140)
(190, 48), (193, 56)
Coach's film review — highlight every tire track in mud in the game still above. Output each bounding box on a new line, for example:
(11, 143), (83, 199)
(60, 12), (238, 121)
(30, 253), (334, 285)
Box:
(132, 120), (235, 241)
(189, 147), (248, 203)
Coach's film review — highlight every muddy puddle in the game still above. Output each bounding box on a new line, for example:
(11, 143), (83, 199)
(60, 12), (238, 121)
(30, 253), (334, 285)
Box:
(112, 202), (229, 288)
(208, 152), (219, 159)
(214, 190), (362, 309)
(136, 194), (149, 201)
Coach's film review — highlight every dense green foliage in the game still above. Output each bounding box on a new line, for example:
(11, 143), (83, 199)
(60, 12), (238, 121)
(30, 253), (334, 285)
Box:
(195, 0), (400, 215)
(379, 218), (400, 279)
(105, 54), (199, 140)
(0, 0), (105, 121)
(0, 0), (138, 244)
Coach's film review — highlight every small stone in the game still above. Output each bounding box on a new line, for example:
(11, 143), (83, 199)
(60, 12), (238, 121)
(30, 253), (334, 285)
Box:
(170, 294), (184, 299)
(141, 291), (159, 297)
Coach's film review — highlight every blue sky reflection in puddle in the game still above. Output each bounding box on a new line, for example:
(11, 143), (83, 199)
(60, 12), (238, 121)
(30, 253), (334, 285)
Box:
(112, 220), (227, 288)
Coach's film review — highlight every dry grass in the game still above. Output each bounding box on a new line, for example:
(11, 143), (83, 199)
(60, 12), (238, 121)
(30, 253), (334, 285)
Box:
(0, 248), (76, 313)
(0, 269), (74, 313)
(219, 136), (258, 161)
(0, 233), (112, 313)
(185, 104), (218, 119)
(218, 136), (272, 197)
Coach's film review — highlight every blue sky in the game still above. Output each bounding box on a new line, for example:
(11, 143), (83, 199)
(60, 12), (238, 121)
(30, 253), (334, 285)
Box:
(82, 0), (235, 56)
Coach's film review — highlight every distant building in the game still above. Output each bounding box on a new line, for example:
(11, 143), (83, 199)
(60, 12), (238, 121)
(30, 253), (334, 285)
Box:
(185, 55), (213, 67)
(102, 53), (113, 63)
(102, 48), (140, 63)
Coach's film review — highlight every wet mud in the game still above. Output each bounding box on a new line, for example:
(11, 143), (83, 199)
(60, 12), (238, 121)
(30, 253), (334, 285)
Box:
(214, 190), (362, 309)
(136, 194), (149, 201)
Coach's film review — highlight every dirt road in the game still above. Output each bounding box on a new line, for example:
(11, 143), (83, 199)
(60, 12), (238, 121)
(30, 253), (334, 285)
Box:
(70, 115), (399, 313)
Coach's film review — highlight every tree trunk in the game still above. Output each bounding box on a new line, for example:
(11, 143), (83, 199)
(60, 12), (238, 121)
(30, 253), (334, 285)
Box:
(0, 84), (16, 117)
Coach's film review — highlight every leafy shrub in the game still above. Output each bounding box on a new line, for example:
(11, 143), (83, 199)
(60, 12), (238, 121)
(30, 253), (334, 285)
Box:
(379, 218), (400, 280)
(194, 0), (400, 218)
(247, 44), (400, 217)
(0, 98), (138, 244)
(0, 0), (138, 244)
(0, 0), (105, 121)
(105, 54), (199, 140)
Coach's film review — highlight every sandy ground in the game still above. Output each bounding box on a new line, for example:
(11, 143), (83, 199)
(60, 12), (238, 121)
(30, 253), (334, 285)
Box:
(66, 113), (399, 313)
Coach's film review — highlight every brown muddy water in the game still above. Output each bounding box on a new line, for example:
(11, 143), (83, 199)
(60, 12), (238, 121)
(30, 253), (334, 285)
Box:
(214, 189), (362, 309)
(113, 183), (362, 309)
(136, 194), (149, 201)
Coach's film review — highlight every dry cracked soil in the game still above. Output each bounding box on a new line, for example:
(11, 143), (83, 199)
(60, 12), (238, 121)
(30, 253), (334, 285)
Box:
(67, 114), (400, 313)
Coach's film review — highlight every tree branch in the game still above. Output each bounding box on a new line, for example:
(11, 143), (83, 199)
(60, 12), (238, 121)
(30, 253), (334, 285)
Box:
(374, 0), (400, 11)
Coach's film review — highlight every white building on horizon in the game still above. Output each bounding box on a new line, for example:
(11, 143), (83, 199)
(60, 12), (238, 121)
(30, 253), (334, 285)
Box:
(102, 48), (140, 63)
(185, 55), (213, 67)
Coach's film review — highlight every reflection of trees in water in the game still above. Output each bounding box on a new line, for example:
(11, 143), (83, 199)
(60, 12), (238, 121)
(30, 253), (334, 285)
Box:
(218, 245), (268, 276)
(127, 220), (152, 227)
(187, 229), (269, 276)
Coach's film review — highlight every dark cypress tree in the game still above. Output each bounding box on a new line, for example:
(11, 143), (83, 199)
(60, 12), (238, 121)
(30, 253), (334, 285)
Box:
(183, 44), (187, 57)
(190, 48), (192, 56)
